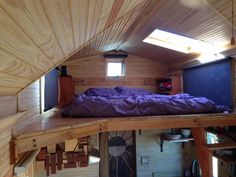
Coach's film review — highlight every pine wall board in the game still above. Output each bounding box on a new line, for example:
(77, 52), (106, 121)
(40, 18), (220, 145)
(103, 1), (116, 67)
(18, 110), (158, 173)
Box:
(0, 80), (42, 177)
(66, 54), (167, 93)
(14, 80), (41, 133)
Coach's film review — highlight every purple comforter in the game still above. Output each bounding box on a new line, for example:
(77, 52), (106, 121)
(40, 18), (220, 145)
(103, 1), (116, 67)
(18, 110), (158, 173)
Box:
(61, 93), (230, 117)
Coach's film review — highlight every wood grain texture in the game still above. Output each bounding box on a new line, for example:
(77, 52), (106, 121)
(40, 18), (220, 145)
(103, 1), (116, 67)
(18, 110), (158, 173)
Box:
(14, 80), (41, 133)
(0, 96), (17, 119)
(0, 112), (27, 177)
(0, 0), (235, 96)
(0, 0), (64, 64)
(0, 0), (151, 95)
(40, 0), (75, 56)
(66, 53), (167, 93)
(15, 110), (236, 153)
(0, 6), (52, 72)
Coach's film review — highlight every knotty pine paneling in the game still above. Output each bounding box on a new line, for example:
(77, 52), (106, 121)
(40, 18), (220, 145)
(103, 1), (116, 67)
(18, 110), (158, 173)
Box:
(66, 54), (167, 93)
(14, 80), (41, 133)
(0, 96), (17, 119)
(0, 116), (18, 177)
(136, 130), (192, 177)
(0, 0), (148, 95)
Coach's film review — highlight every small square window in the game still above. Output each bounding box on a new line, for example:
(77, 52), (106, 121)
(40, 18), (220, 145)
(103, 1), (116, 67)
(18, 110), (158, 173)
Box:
(106, 60), (125, 77)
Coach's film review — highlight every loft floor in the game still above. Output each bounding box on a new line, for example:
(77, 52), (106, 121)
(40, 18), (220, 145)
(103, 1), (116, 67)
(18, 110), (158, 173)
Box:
(14, 109), (236, 153)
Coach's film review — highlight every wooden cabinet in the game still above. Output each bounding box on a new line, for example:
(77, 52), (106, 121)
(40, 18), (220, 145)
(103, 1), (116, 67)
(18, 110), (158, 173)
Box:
(156, 75), (182, 95)
(58, 76), (74, 108)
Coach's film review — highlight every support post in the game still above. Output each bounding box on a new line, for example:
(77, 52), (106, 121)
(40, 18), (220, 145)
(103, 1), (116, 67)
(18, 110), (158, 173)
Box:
(192, 127), (212, 177)
(99, 132), (109, 177)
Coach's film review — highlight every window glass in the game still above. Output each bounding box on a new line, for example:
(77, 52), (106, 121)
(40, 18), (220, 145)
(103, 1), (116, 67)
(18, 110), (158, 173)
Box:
(106, 60), (125, 77)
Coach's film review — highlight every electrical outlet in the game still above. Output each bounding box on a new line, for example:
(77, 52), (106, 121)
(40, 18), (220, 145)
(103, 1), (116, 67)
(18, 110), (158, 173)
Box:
(141, 156), (149, 165)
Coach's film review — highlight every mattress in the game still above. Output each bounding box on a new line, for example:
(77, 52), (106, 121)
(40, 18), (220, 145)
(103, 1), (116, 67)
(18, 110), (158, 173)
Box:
(62, 88), (230, 117)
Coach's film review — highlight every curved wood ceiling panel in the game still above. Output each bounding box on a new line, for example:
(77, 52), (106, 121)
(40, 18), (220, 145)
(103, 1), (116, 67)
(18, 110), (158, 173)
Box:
(0, 7), (53, 72)
(0, 0), (65, 64)
(40, 0), (75, 56)
(0, 0), (147, 95)
(1, 0), (234, 95)
(0, 49), (42, 80)
(68, 0), (152, 60)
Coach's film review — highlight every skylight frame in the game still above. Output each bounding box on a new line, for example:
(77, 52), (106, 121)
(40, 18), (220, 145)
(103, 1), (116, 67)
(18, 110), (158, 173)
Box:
(143, 29), (225, 63)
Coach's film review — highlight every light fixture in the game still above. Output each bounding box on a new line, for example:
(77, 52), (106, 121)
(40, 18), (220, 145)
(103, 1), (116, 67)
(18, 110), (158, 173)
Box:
(231, 0), (235, 45)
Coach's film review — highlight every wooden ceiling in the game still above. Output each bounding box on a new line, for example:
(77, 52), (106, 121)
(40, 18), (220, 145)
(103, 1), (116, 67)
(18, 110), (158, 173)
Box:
(0, 0), (236, 95)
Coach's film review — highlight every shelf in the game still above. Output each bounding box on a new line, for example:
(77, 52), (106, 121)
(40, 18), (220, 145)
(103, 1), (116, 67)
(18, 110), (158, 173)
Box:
(160, 136), (194, 152)
(213, 153), (236, 163)
(206, 142), (236, 150)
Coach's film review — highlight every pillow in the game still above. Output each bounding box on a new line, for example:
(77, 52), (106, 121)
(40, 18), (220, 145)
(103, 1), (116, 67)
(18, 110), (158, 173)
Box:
(115, 86), (153, 96)
(84, 87), (119, 97)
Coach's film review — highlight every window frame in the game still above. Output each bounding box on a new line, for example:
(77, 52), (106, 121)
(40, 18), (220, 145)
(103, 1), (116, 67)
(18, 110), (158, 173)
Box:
(105, 58), (126, 78)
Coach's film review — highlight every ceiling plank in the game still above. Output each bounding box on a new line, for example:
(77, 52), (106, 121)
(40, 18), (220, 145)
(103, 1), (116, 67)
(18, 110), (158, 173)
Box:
(0, 0), (65, 64)
(40, 0), (75, 56)
(105, 0), (125, 27)
(0, 6), (53, 72)
(0, 73), (32, 88)
(0, 49), (42, 80)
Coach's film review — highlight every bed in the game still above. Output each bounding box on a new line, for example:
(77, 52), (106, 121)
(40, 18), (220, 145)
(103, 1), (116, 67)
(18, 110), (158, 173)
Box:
(62, 86), (230, 117)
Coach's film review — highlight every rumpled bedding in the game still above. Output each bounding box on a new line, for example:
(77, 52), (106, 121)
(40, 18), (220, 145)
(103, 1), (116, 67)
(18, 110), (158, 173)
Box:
(61, 93), (230, 117)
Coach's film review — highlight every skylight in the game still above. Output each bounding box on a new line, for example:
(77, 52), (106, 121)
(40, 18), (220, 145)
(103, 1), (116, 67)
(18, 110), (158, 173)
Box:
(143, 29), (225, 63)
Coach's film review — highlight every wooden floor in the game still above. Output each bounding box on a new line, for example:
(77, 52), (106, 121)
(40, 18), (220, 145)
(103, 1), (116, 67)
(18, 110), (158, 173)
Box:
(14, 109), (236, 153)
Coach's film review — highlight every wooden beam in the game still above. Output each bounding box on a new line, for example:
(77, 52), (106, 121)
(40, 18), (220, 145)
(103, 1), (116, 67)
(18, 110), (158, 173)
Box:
(197, 116), (236, 127)
(16, 123), (103, 153)
(206, 142), (236, 150)
(14, 149), (40, 176)
(15, 114), (236, 153)
(99, 132), (109, 177)
(192, 127), (213, 177)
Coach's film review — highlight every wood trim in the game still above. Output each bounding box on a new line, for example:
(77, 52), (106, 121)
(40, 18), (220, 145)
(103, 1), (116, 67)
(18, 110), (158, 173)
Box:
(14, 149), (40, 176)
(15, 113), (236, 153)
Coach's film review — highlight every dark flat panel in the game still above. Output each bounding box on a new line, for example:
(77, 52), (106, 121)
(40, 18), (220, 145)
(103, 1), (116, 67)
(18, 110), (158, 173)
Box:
(45, 69), (58, 111)
(183, 59), (232, 108)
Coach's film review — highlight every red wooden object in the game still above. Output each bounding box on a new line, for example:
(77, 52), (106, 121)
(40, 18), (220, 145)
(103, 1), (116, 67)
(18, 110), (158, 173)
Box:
(10, 140), (16, 165)
(58, 76), (74, 108)
(37, 148), (47, 161)
(45, 155), (50, 176)
(57, 151), (63, 170)
(78, 155), (88, 167)
(50, 154), (57, 174)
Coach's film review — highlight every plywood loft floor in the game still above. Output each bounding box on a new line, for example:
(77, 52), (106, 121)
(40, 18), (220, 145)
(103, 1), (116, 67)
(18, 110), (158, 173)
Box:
(14, 108), (236, 138)
(13, 109), (236, 154)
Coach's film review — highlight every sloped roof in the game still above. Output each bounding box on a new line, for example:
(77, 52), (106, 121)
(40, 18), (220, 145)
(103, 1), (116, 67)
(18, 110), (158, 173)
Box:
(0, 0), (235, 95)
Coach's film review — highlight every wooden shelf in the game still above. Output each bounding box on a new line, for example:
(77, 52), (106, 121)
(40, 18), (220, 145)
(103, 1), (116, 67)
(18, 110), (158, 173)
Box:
(206, 142), (236, 150)
(160, 135), (194, 152)
(213, 153), (236, 163)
